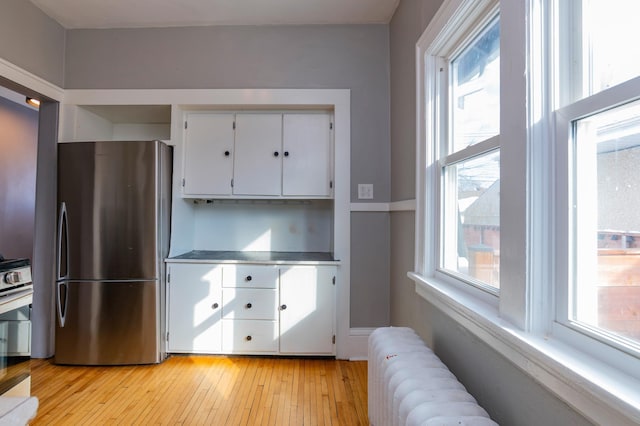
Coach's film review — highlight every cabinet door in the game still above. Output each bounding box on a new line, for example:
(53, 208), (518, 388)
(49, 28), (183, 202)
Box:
(233, 114), (282, 196)
(282, 113), (333, 197)
(183, 113), (235, 196)
(279, 266), (336, 354)
(167, 264), (223, 353)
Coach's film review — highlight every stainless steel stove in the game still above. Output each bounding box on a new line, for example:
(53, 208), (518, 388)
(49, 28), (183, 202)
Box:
(0, 255), (32, 397)
(0, 257), (32, 296)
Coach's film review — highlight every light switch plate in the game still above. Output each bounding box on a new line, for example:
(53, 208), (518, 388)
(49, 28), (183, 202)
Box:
(358, 184), (374, 199)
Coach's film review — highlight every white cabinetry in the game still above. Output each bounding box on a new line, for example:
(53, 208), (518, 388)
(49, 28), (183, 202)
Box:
(181, 111), (333, 198)
(183, 113), (235, 196)
(233, 114), (283, 196)
(279, 266), (336, 354)
(282, 114), (333, 197)
(166, 262), (336, 356)
(167, 264), (223, 353)
(221, 264), (279, 354)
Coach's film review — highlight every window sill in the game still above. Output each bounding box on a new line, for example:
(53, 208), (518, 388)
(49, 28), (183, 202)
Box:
(408, 272), (640, 426)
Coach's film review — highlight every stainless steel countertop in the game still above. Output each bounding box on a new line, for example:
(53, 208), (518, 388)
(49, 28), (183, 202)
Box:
(166, 250), (339, 265)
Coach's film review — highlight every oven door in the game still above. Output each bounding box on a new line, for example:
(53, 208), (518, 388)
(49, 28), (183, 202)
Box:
(0, 298), (31, 396)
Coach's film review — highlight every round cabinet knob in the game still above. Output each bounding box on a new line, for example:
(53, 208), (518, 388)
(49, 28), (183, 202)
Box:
(224, 150), (230, 157)
(245, 275), (252, 282)
(212, 303), (219, 309)
(246, 303), (252, 309)
(284, 151), (289, 157)
(246, 335), (252, 341)
(273, 151), (279, 157)
(280, 304), (287, 310)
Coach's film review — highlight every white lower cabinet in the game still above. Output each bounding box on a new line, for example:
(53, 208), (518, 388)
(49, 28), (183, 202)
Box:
(222, 288), (278, 320)
(222, 320), (278, 353)
(167, 263), (223, 353)
(279, 266), (336, 354)
(167, 262), (336, 356)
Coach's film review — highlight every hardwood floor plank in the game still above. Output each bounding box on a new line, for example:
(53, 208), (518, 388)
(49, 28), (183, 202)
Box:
(286, 359), (299, 426)
(29, 355), (368, 425)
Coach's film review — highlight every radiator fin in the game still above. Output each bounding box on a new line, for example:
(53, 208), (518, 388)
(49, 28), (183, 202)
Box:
(368, 327), (499, 426)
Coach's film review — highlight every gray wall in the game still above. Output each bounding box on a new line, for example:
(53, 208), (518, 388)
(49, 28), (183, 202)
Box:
(64, 24), (391, 328)
(0, 97), (38, 259)
(390, 0), (443, 202)
(351, 212), (390, 327)
(0, 0), (65, 87)
(388, 1), (592, 424)
(419, 297), (593, 426)
(0, 0), (64, 358)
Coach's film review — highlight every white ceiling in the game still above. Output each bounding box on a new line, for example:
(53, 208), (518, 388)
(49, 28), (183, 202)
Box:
(29, 0), (400, 29)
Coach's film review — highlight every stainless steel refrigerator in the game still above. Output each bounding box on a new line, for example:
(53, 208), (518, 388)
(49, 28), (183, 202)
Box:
(55, 140), (172, 365)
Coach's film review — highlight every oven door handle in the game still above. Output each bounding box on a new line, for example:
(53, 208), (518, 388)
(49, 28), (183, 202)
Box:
(57, 202), (69, 281)
(56, 281), (68, 328)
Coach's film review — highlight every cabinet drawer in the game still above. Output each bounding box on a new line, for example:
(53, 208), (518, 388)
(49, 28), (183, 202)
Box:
(222, 288), (278, 320)
(222, 265), (278, 288)
(222, 320), (278, 353)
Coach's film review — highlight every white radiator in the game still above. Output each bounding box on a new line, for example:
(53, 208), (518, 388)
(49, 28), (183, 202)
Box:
(368, 327), (499, 426)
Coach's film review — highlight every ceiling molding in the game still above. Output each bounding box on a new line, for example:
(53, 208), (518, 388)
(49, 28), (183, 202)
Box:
(29, 0), (400, 29)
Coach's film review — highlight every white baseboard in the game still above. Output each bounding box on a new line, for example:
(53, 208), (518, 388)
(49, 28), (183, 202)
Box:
(345, 327), (377, 360)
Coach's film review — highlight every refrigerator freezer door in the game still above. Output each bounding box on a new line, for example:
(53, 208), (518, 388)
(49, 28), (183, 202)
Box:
(54, 280), (161, 365)
(57, 141), (160, 281)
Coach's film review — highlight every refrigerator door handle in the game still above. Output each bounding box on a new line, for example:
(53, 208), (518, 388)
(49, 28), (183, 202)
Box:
(56, 281), (68, 328)
(57, 202), (69, 281)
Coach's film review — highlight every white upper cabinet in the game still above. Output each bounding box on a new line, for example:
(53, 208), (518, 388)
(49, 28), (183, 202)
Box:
(181, 111), (333, 199)
(282, 114), (333, 197)
(183, 113), (235, 196)
(232, 114), (283, 196)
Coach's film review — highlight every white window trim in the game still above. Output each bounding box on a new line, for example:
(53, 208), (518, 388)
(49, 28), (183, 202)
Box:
(553, 75), (640, 367)
(414, 0), (501, 308)
(412, 0), (640, 423)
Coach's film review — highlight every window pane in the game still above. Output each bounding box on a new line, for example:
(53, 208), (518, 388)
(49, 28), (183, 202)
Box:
(574, 99), (640, 346)
(451, 17), (500, 152)
(558, 0), (640, 105)
(442, 151), (500, 289)
(586, 0), (640, 95)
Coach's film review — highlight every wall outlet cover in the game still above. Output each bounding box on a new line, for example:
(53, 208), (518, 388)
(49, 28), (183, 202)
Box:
(358, 184), (374, 199)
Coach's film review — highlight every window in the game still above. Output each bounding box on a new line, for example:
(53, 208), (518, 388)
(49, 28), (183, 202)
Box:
(438, 13), (500, 291)
(414, 0), (640, 422)
(555, 0), (640, 357)
(556, 0), (640, 107)
(573, 100), (640, 349)
(450, 17), (500, 151)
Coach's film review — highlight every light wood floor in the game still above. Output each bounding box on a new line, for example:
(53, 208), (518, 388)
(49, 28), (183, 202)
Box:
(29, 355), (368, 425)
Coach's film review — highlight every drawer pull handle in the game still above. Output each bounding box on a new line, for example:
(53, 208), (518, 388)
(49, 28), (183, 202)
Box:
(280, 304), (287, 310)
(246, 303), (252, 309)
(212, 303), (219, 309)
(246, 275), (252, 282)
(246, 335), (252, 341)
